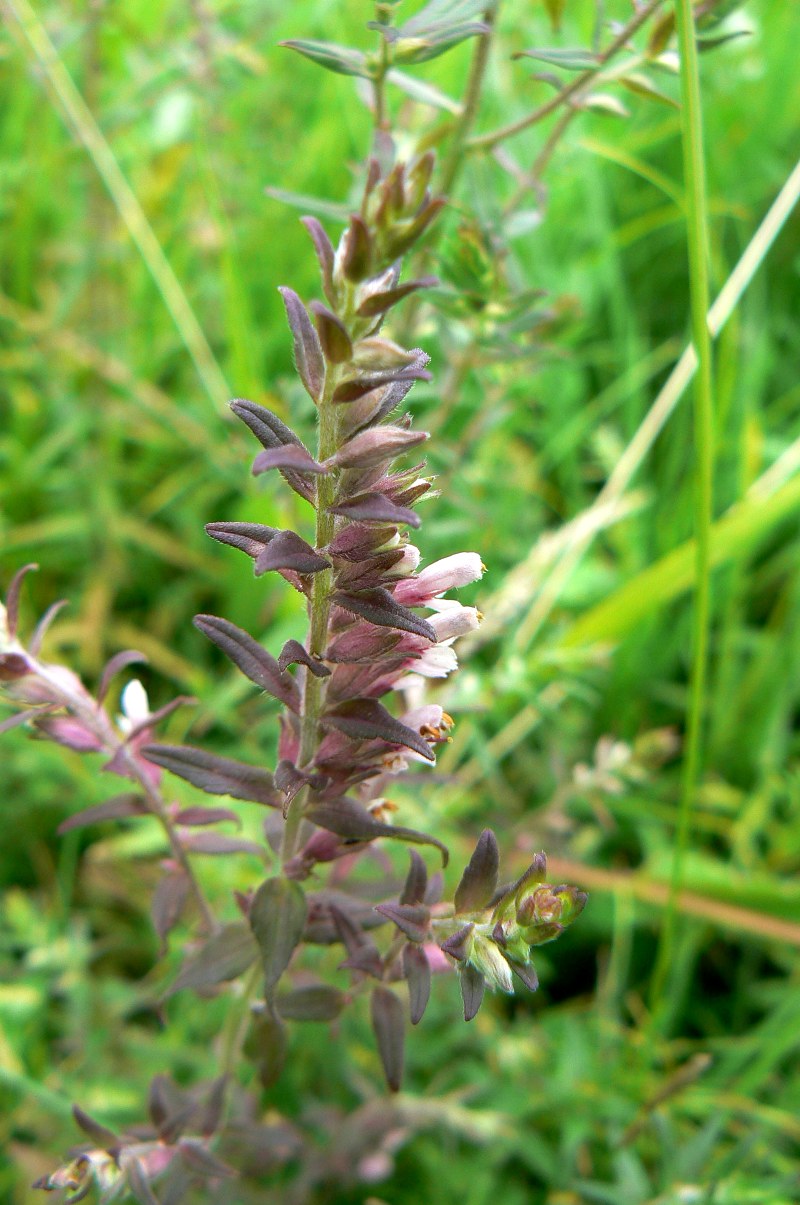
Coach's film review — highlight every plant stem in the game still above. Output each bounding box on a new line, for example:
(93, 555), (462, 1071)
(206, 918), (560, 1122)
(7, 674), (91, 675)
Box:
(437, 1), (500, 196)
(469, 0), (664, 153)
(650, 0), (715, 1014)
(280, 368), (341, 864)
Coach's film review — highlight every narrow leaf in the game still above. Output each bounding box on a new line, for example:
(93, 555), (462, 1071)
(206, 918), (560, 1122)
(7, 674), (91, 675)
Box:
(510, 961), (539, 992)
(72, 1104), (119, 1151)
(249, 877), (308, 995)
(454, 829), (500, 915)
(280, 39), (372, 79)
(151, 870), (190, 949)
(278, 286), (325, 402)
(329, 494), (421, 528)
(513, 46), (598, 70)
(250, 1009), (288, 1089)
(400, 849), (428, 905)
(28, 599), (68, 655)
(229, 398), (315, 502)
(4, 563), (38, 638)
(278, 639), (331, 677)
(371, 987), (405, 1091)
(141, 744), (280, 806)
(307, 796), (448, 865)
(127, 1160), (161, 1205)
(175, 806), (240, 827)
(252, 446), (326, 475)
(179, 832), (264, 856)
(309, 301), (353, 363)
(460, 964), (485, 1021)
(402, 944), (431, 1024)
(375, 901), (431, 943)
(324, 698), (436, 761)
(301, 215), (336, 304)
(194, 615), (301, 712)
(333, 426), (428, 469)
(356, 276), (438, 318)
(205, 521), (279, 561)
(253, 532), (330, 577)
(58, 793), (148, 834)
(332, 587), (434, 639)
(276, 984), (345, 1021)
(97, 650), (148, 704)
(178, 1141), (235, 1180)
(167, 924), (257, 996)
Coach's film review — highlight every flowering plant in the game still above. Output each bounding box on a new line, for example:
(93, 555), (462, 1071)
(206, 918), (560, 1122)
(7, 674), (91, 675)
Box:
(1, 4), (590, 1201)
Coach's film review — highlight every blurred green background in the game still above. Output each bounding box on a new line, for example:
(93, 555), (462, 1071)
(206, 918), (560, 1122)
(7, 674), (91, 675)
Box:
(2, 1), (800, 1202)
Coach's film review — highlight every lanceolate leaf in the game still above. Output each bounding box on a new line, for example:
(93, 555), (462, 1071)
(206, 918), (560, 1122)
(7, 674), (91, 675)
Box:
(97, 650), (148, 704)
(205, 521), (279, 561)
(332, 587), (435, 639)
(454, 829), (500, 914)
(250, 1009), (288, 1090)
(400, 848), (428, 905)
(403, 944), (431, 1024)
(193, 615), (301, 712)
(278, 639), (331, 677)
(356, 276), (438, 317)
(513, 46), (598, 70)
(301, 216), (336, 305)
(460, 964), (485, 1021)
(252, 446), (327, 475)
(249, 877), (308, 995)
(329, 494), (421, 528)
(151, 870), (189, 950)
(167, 924), (257, 996)
(309, 301), (353, 363)
(306, 796), (448, 865)
(371, 987), (405, 1092)
(324, 698), (436, 761)
(276, 984), (345, 1021)
(57, 793), (149, 834)
(278, 287), (325, 402)
(72, 1105), (120, 1152)
(333, 425), (429, 469)
(253, 532), (331, 577)
(375, 901), (431, 943)
(141, 744), (281, 806)
(229, 399), (316, 502)
(280, 39), (372, 79)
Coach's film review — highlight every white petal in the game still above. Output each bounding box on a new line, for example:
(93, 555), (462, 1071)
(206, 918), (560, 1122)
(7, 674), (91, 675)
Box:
(120, 679), (150, 724)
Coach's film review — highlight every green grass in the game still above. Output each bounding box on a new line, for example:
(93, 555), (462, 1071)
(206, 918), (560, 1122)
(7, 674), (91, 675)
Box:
(2, 1), (800, 1202)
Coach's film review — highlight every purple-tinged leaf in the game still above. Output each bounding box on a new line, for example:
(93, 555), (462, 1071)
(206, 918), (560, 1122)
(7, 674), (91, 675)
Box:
(0, 707), (53, 736)
(253, 531), (330, 577)
(229, 399), (315, 502)
(251, 1008), (288, 1089)
(510, 961), (539, 992)
(127, 1159), (161, 1205)
(385, 197), (447, 258)
(58, 793), (149, 834)
(276, 984), (345, 1021)
(72, 1104), (119, 1151)
(198, 1076), (228, 1138)
(4, 563), (38, 638)
(460, 964), (485, 1022)
(331, 361), (431, 404)
(309, 301), (353, 363)
(179, 832), (264, 857)
(375, 901), (430, 943)
(326, 626), (402, 664)
(249, 877), (307, 995)
(331, 903), (384, 978)
(426, 870), (444, 906)
(333, 425), (429, 469)
(0, 653), (30, 682)
(125, 695), (195, 741)
(175, 806), (240, 827)
(148, 1076), (195, 1144)
(301, 215), (336, 305)
(97, 650), (148, 704)
(439, 922), (475, 962)
(193, 615), (301, 712)
(403, 944), (431, 1025)
(329, 493), (421, 528)
(167, 924), (257, 997)
(205, 521), (279, 561)
(306, 797), (448, 865)
(324, 698), (435, 761)
(280, 38), (371, 79)
(400, 849), (428, 905)
(28, 599), (68, 655)
(357, 276), (438, 318)
(274, 760), (328, 809)
(341, 215), (373, 281)
(141, 744), (280, 806)
(371, 987), (405, 1092)
(151, 870), (190, 950)
(252, 445), (326, 475)
(278, 639), (331, 677)
(278, 286), (325, 403)
(332, 587), (434, 640)
(35, 715), (104, 753)
(454, 829), (499, 915)
(178, 1141), (235, 1180)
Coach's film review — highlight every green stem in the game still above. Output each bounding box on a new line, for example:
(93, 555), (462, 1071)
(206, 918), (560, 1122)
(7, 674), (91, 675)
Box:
(437, 1), (500, 196)
(650, 0), (715, 1014)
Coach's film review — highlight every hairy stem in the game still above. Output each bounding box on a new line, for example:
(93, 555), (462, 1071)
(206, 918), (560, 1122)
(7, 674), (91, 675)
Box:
(650, 0), (715, 1014)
